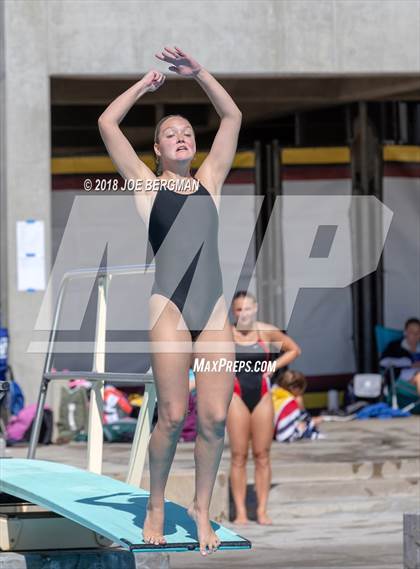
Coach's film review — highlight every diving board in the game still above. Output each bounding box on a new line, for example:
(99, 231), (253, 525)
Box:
(0, 459), (251, 553)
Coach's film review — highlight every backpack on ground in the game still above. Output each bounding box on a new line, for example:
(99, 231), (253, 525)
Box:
(6, 404), (53, 444)
(57, 385), (89, 441)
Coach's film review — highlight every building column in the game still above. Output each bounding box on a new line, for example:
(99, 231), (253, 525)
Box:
(2, 0), (51, 405)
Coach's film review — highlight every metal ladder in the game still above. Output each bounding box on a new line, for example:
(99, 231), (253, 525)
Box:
(28, 264), (156, 487)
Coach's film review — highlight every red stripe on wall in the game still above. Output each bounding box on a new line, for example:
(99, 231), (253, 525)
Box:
(53, 174), (121, 191)
(384, 164), (420, 178)
(224, 169), (255, 184)
(282, 165), (351, 181)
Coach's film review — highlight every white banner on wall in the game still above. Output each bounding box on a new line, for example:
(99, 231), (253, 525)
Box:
(16, 220), (46, 292)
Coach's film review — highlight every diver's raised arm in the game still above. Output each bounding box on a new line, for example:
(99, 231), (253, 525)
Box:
(155, 47), (241, 194)
(98, 71), (166, 183)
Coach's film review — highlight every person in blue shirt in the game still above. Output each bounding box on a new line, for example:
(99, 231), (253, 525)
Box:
(380, 318), (420, 395)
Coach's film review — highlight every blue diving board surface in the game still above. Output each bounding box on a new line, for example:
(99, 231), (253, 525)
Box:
(0, 459), (251, 553)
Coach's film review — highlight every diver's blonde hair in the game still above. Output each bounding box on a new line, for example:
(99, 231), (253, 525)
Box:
(153, 114), (192, 176)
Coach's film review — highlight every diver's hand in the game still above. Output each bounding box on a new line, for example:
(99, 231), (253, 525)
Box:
(155, 46), (202, 77)
(140, 70), (166, 93)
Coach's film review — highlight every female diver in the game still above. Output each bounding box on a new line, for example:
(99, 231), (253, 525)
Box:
(227, 291), (301, 525)
(98, 46), (241, 555)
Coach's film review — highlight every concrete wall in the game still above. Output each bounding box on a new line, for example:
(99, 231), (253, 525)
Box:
(0, 2), (7, 328)
(47, 0), (420, 75)
(2, 1), (51, 404)
(1, 0), (420, 404)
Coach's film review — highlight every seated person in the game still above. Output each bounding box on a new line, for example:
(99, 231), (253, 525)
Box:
(380, 318), (420, 403)
(272, 370), (323, 442)
(103, 385), (133, 424)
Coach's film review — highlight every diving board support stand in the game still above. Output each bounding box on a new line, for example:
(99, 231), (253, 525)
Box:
(126, 381), (156, 486)
(87, 274), (108, 474)
(28, 265), (157, 486)
(87, 381), (104, 474)
(27, 263), (69, 460)
(28, 375), (50, 459)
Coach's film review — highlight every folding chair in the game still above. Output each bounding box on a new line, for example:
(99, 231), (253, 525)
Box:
(352, 373), (384, 402)
(375, 324), (420, 412)
(375, 325), (403, 409)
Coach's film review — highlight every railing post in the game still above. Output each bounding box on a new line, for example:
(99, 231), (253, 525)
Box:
(126, 380), (156, 487)
(28, 265), (156, 484)
(87, 274), (109, 474)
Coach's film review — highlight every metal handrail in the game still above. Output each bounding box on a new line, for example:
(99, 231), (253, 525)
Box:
(28, 264), (157, 487)
(42, 263), (154, 377)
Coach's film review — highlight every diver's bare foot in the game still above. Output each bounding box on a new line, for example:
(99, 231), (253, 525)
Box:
(233, 513), (250, 525)
(256, 509), (273, 525)
(188, 502), (221, 556)
(143, 502), (166, 545)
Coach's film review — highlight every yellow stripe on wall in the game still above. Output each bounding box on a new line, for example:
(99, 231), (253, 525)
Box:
(231, 151), (255, 168)
(52, 150), (255, 175)
(303, 391), (345, 410)
(50, 146), (420, 175)
(383, 145), (420, 163)
(281, 147), (350, 165)
(52, 155), (155, 174)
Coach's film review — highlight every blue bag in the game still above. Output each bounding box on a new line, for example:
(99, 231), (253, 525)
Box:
(356, 402), (411, 420)
(4, 366), (25, 416)
(9, 379), (25, 416)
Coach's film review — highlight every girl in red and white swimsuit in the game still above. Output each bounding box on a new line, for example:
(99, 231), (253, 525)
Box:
(227, 291), (302, 525)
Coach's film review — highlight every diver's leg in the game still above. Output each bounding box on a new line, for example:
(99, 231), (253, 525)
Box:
(189, 302), (235, 555)
(143, 295), (191, 545)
